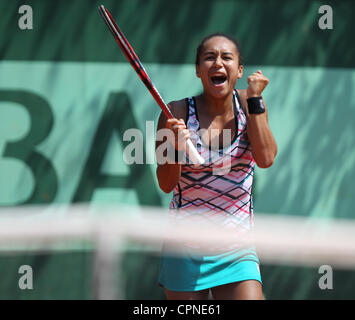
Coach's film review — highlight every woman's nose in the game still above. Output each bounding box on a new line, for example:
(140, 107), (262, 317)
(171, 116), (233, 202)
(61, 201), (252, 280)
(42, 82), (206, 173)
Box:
(214, 55), (223, 67)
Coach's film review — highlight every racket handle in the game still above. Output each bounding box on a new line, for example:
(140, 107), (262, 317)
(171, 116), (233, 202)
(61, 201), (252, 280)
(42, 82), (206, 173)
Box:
(186, 139), (205, 165)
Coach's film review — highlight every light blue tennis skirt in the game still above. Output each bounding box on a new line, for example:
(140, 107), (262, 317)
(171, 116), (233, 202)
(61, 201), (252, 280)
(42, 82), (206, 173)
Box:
(158, 244), (262, 292)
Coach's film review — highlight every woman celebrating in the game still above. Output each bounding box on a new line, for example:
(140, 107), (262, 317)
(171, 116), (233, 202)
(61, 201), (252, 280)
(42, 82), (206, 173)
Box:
(155, 33), (277, 300)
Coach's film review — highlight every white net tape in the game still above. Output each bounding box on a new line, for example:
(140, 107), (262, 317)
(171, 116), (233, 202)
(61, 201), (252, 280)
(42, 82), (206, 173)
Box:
(0, 205), (355, 299)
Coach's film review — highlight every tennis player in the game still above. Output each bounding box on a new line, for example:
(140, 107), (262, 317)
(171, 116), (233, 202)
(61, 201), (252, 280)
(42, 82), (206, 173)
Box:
(155, 33), (277, 300)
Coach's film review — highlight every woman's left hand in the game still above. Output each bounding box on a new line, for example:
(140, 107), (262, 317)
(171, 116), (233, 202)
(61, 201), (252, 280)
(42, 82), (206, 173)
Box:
(247, 70), (269, 98)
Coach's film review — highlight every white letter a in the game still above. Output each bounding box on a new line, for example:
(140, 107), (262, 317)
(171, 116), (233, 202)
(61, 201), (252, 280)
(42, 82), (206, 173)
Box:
(18, 5), (33, 30)
(318, 5), (333, 30)
(18, 265), (33, 290)
(318, 265), (333, 290)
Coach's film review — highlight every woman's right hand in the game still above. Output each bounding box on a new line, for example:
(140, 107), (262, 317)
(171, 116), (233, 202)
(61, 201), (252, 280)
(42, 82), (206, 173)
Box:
(166, 118), (190, 151)
(155, 101), (188, 193)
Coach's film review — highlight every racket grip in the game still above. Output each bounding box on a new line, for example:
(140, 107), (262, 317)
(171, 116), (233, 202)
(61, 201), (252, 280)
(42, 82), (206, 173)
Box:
(186, 139), (205, 165)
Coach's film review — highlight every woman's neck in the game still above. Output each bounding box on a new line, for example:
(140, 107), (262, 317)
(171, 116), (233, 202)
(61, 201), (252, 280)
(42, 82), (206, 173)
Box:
(198, 91), (235, 118)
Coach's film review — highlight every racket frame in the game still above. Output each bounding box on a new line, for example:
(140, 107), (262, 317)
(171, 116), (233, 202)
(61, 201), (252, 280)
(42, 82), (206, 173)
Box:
(98, 5), (204, 165)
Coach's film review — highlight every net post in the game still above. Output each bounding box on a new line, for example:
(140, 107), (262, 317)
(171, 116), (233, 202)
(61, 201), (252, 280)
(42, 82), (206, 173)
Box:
(92, 228), (125, 300)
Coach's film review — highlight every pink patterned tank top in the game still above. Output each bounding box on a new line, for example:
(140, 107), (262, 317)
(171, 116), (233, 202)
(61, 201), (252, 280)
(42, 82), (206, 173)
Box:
(170, 90), (255, 233)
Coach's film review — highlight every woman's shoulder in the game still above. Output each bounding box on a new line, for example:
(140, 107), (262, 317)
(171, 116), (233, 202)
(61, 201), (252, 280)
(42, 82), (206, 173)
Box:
(167, 98), (189, 120)
(236, 89), (248, 112)
(157, 98), (190, 129)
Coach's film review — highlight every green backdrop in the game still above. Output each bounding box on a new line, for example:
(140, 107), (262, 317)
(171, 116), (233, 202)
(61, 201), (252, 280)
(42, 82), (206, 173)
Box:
(0, 0), (354, 299)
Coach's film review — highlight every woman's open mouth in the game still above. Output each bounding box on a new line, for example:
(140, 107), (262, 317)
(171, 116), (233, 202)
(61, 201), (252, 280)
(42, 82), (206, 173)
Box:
(210, 75), (227, 86)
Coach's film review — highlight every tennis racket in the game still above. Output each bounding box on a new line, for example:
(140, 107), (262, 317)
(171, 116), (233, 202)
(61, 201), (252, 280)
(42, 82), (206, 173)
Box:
(98, 5), (204, 165)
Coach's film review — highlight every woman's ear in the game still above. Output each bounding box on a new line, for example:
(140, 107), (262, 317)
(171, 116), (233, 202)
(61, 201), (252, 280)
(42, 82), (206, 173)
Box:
(196, 64), (201, 78)
(237, 64), (244, 79)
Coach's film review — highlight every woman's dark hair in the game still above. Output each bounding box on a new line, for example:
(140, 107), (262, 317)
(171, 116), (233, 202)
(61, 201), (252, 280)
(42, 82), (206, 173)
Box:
(195, 33), (243, 66)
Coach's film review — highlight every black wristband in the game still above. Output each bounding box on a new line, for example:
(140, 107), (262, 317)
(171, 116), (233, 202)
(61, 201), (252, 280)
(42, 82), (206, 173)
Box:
(247, 96), (265, 114)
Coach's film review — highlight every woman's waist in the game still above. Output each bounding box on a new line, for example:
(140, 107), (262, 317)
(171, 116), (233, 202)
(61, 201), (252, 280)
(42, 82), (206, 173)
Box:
(170, 195), (253, 215)
(181, 157), (255, 173)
